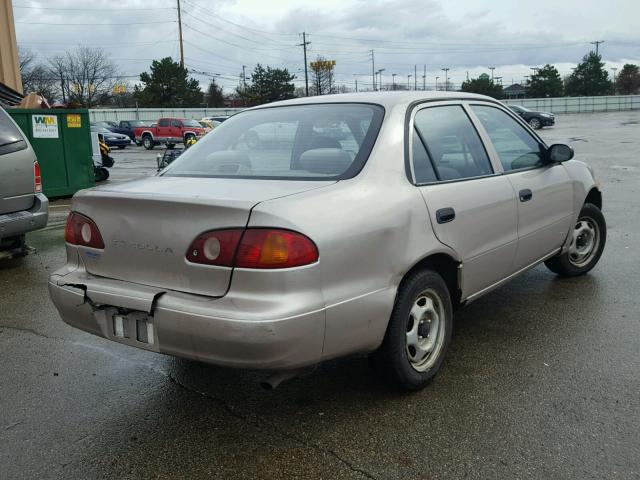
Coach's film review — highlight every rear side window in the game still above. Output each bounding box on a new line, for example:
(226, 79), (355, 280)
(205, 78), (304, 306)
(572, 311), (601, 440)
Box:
(164, 104), (384, 180)
(158, 119), (170, 127)
(471, 105), (544, 171)
(0, 108), (27, 156)
(413, 105), (493, 181)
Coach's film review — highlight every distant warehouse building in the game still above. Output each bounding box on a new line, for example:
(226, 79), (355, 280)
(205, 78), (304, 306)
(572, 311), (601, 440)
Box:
(503, 83), (527, 99)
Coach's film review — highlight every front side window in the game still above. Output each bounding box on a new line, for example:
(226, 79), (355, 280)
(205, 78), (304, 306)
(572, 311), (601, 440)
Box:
(164, 104), (384, 180)
(0, 108), (26, 155)
(413, 105), (493, 181)
(158, 119), (170, 127)
(471, 105), (544, 171)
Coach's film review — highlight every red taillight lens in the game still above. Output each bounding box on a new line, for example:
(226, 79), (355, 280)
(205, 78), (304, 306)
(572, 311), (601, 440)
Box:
(186, 229), (243, 266)
(236, 229), (318, 269)
(64, 212), (105, 249)
(34, 161), (42, 193)
(186, 228), (318, 269)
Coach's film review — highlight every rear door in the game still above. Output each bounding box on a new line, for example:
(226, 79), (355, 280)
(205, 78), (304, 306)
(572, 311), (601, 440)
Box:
(0, 108), (34, 215)
(410, 102), (518, 298)
(469, 103), (574, 270)
(170, 119), (182, 142)
(156, 118), (171, 141)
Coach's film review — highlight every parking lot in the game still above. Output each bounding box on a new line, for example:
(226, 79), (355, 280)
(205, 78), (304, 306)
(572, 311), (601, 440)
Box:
(1, 111), (639, 479)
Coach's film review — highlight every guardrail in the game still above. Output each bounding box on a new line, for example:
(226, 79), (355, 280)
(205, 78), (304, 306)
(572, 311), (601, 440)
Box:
(501, 95), (640, 114)
(89, 107), (244, 122)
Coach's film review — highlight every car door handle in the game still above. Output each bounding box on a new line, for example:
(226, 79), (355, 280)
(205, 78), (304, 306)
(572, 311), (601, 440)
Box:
(436, 207), (456, 224)
(519, 189), (533, 202)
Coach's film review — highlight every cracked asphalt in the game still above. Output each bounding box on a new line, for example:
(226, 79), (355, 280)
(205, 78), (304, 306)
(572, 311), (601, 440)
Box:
(1, 111), (639, 479)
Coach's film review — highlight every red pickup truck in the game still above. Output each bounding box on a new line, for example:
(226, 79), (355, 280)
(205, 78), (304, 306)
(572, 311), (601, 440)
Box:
(134, 118), (206, 150)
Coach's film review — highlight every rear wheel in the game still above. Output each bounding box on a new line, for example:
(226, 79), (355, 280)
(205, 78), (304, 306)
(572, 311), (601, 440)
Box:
(142, 135), (154, 150)
(545, 203), (606, 276)
(372, 269), (453, 391)
(528, 117), (542, 129)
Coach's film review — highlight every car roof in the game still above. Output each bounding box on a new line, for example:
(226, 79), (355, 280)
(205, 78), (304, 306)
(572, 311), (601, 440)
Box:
(248, 91), (502, 111)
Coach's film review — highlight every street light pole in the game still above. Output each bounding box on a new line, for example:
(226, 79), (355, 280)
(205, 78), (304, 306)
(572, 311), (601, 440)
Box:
(611, 67), (618, 92)
(407, 74), (412, 90)
(489, 66), (495, 83)
(435, 76), (439, 90)
(441, 68), (449, 91)
(376, 68), (385, 90)
(392, 73), (397, 90)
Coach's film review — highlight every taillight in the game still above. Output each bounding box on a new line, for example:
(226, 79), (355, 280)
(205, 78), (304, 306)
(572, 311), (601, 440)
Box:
(64, 212), (105, 249)
(186, 228), (318, 269)
(186, 229), (242, 266)
(34, 161), (42, 193)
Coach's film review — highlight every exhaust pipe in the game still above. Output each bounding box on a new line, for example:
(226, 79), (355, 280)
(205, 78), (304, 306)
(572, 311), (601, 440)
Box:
(260, 369), (304, 390)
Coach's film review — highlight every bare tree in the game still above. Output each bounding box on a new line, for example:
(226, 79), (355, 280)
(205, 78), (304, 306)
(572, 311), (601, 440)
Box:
(18, 48), (58, 100)
(49, 47), (118, 107)
(310, 56), (336, 96)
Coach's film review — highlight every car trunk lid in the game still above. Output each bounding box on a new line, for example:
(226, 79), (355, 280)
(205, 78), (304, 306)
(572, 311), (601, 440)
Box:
(72, 176), (333, 297)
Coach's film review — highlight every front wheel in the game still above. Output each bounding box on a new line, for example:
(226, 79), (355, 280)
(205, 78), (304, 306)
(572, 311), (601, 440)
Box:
(371, 269), (453, 391)
(528, 117), (542, 129)
(94, 166), (110, 182)
(545, 203), (606, 276)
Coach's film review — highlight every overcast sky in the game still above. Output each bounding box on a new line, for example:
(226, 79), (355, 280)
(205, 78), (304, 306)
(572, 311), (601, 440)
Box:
(13, 0), (640, 92)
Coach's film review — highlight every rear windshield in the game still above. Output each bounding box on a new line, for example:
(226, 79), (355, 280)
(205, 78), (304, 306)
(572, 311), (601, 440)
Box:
(163, 103), (384, 180)
(0, 108), (27, 156)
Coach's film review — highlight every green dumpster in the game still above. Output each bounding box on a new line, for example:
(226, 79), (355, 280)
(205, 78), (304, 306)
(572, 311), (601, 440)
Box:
(6, 108), (95, 198)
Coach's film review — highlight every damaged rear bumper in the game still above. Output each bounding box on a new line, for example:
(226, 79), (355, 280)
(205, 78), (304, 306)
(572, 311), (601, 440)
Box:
(48, 268), (326, 370)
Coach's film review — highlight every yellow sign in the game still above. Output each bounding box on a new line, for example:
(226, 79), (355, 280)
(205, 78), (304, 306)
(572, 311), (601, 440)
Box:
(67, 114), (81, 128)
(113, 84), (126, 94)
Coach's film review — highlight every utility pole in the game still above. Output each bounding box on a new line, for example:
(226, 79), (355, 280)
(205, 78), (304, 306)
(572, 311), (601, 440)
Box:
(423, 64), (426, 90)
(611, 67), (617, 92)
(414, 64), (417, 90)
(442, 68), (449, 91)
(489, 66), (495, 83)
(370, 50), (376, 91)
(242, 65), (247, 87)
(177, 0), (184, 68)
(590, 40), (605, 55)
(355, 78), (358, 92)
(298, 32), (311, 96)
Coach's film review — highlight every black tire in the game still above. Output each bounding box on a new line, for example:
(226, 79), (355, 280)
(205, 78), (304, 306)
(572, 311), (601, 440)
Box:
(94, 166), (110, 182)
(183, 134), (195, 147)
(545, 203), (606, 276)
(142, 135), (154, 150)
(372, 269), (453, 391)
(117, 145), (126, 149)
(528, 117), (542, 129)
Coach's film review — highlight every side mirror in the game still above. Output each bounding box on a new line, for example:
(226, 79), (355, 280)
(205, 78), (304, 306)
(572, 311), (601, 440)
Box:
(548, 143), (574, 163)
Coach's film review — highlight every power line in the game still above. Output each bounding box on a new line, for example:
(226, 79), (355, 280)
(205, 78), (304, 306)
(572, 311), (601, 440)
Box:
(17, 20), (176, 26)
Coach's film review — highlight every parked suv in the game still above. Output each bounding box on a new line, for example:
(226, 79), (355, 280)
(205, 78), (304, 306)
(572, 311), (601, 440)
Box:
(134, 118), (205, 150)
(0, 107), (48, 259)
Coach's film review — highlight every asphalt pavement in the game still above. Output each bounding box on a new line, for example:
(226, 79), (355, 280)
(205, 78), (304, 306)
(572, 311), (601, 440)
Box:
(1, 111), (639, 479)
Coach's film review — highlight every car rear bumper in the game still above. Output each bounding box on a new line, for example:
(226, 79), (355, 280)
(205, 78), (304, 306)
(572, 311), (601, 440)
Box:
(48, 267), (326, 370)
(0, 193), (49, 243)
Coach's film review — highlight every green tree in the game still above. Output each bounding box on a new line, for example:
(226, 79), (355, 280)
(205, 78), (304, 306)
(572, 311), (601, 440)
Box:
(135, 57), (203, 107)
(238, 64), (295, 105)
(616, 64), (640, 95)
(205, 78), (225, 107)
(565, 52), (613, 96)
(460, 73), (503, 98)
(526, 64), (563, 98)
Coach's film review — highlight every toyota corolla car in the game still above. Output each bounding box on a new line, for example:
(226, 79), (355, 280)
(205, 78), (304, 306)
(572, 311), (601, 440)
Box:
(49, 92), (605, 391)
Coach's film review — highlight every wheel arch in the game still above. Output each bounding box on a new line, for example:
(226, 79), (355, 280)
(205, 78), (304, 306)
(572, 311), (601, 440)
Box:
(399, 252), (462, 310)
(585, 187), (602, 210)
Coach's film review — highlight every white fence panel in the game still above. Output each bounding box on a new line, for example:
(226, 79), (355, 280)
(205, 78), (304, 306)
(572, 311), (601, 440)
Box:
(502, 95), (640, 114)
(89, 107), (244, 122)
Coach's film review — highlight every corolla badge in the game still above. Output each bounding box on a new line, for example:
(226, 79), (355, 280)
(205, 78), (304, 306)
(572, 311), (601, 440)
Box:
(111, 239), (174, 254)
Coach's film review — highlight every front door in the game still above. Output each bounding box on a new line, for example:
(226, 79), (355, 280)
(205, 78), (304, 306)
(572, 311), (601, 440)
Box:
(469, 104), (574, 271)
(410, 103), (518, 298)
